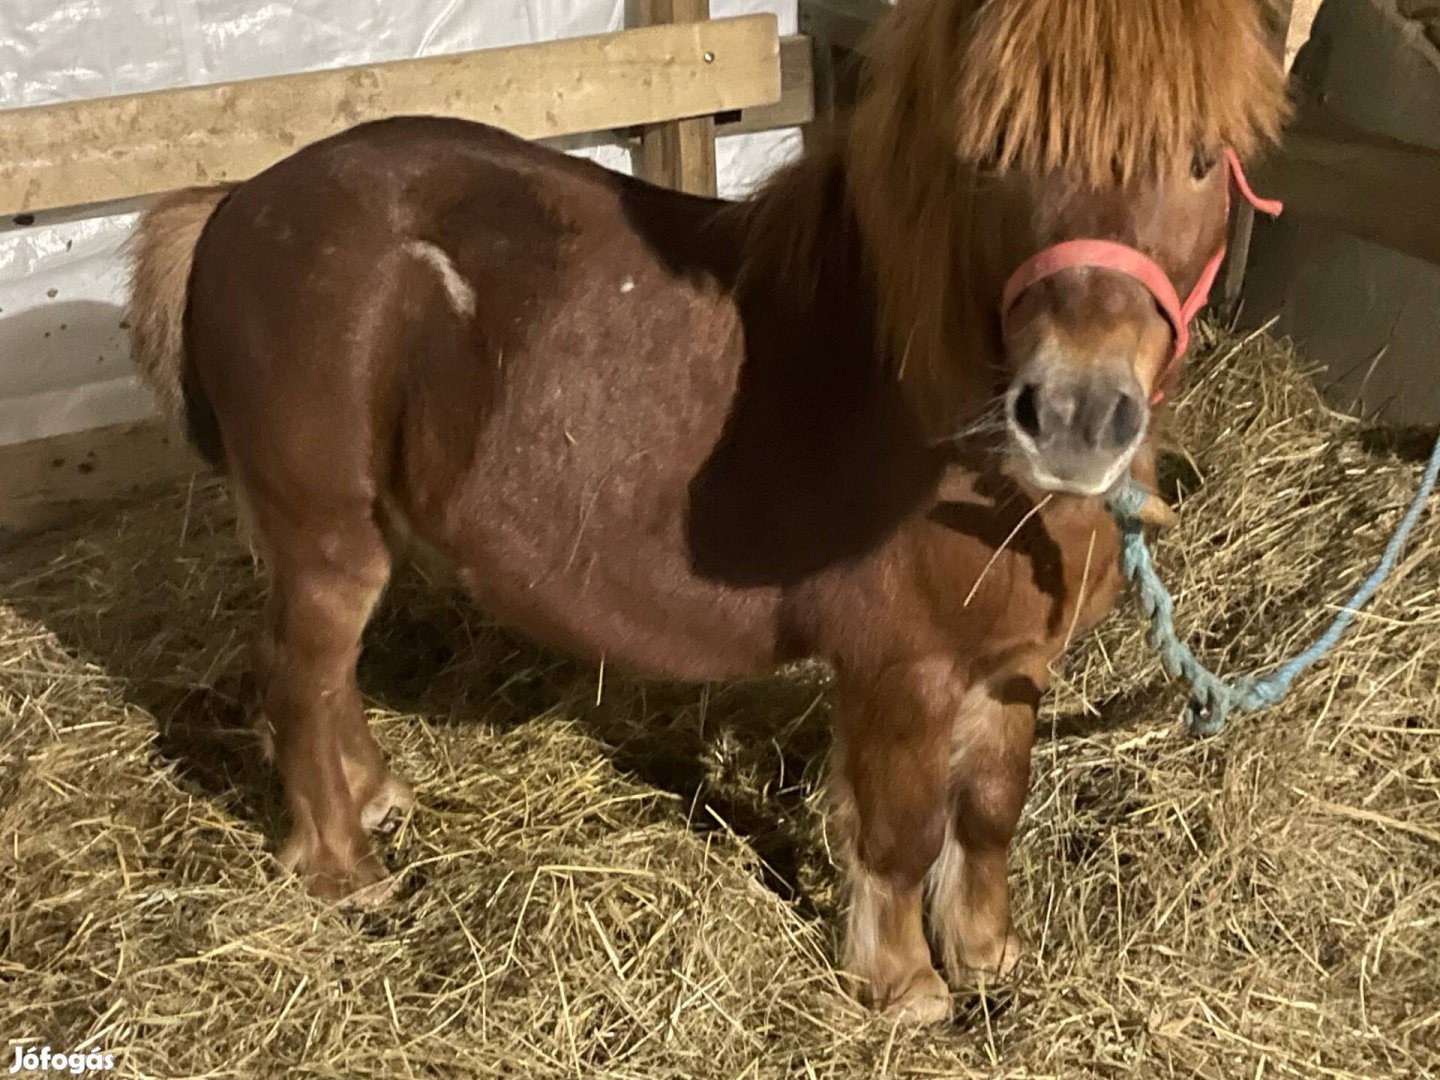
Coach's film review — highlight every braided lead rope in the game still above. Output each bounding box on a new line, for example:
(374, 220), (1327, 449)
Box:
(1106, 432), (1440, 735)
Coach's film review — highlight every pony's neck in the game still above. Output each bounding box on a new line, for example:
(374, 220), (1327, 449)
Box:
(739, 124), (1013, 439)
(734, 135), (860, 314)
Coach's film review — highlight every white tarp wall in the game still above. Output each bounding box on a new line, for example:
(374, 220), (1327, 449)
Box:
(0, 0), (800, 447)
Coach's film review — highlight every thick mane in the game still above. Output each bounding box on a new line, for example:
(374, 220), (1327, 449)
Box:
(749, 0), (1290, 435)
(954, 0), (1290, 187)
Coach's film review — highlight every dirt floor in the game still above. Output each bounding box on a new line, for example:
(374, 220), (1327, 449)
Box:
(2, 326), (1437, 1078)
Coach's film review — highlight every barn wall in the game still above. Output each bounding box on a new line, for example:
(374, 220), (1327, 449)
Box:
(0, 0), (800, 447)
(1241, 0), (1440, 427)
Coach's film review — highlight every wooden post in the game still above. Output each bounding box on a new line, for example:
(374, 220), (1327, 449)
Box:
(797, 0), (888, 149)
(1218, 0), (1297, 315)
(803, 51), (835, 152)
(639, 0), (718, 196)
(798, 2), (835, 153)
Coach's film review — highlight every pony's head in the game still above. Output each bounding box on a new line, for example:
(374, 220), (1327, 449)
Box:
(845, 0), (1289, 495)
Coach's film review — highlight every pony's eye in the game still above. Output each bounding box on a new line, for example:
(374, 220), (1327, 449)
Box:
(1191, 148), (1218, 181)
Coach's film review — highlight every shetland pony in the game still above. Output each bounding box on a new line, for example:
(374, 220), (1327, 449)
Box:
(127, 0), (1287, 1021)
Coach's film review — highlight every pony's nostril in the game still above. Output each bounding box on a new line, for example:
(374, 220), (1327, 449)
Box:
(1013, 383), (1042, 440)
(1110, 392), (1143, 448)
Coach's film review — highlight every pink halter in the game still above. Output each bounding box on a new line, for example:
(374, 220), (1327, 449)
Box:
(1000, 148), (1283, 404)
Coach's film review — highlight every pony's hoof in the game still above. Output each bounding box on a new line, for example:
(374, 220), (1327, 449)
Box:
(882, 972), (952, 1025)
(278, 830), (395, 904)
(360, 772), (414, 831)
(878, 971), (952, 1025)
(303, 854), (398, 907)
(946, 929), (1025, 990)
(341, 864), (402, 908)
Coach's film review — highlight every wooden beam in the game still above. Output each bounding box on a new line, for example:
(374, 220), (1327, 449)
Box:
(638, 0), (719, 196)
(1256, 124), (1440, 270)
(0, 420), (197, 544)
(0, 34), (809, 233)
(714, 34), (813, 137)
(536, 35), (808, 156)
(0, 16), (781, 217)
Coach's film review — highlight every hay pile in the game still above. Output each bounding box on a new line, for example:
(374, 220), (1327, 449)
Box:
(2, 328), (1437, 1078)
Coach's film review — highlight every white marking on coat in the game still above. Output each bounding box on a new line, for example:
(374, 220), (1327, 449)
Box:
(405, 241), (476, 317)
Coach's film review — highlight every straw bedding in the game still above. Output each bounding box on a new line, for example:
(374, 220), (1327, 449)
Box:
(2, 327), (1437, 1078)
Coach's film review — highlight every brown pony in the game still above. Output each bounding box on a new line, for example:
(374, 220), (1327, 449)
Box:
(126, 0), (1286, 1022)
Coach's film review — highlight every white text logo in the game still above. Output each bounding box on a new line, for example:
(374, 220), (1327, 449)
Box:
(8, 1047), (115, 1075)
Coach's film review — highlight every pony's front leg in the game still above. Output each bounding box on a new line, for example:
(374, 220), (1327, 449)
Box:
(831, 660), (957, 1024)
(928, 671), (1037, 987)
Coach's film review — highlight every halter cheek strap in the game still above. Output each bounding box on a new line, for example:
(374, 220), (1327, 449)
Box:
(1000, 148), (1284, 405)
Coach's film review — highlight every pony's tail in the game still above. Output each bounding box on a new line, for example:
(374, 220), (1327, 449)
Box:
(125, 185), (233, 462)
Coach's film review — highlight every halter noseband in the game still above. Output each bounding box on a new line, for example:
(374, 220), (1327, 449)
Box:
(999, 148), (1283, 404)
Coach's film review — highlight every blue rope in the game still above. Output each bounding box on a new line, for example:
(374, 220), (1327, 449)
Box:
(1106, 433), (1440, 736)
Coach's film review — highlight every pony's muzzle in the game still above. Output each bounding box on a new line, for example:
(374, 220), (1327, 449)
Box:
(1006, 364), (1147, 496)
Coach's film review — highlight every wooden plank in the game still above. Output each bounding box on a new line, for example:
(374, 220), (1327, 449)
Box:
(715, 35), (813, 137)
(639, 0), (718, 196)
(1256, 124), (1440, 270)
(1, 34), (807, 233)
(426, 35), (808, 150)
(0, 16), (780, 217)
(538, 35), (807, 154)
(0, 420), (198, 544)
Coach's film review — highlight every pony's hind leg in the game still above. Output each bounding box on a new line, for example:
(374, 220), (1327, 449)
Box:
(831, 661), (956, 1024)
(244, 487), (411, 900)
(249, 576), (412, 833)
(928, 674), (1036, 987)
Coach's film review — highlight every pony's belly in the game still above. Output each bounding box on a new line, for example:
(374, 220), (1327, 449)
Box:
(441, 513), (786, 682)
(397, 410), (788, 682)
